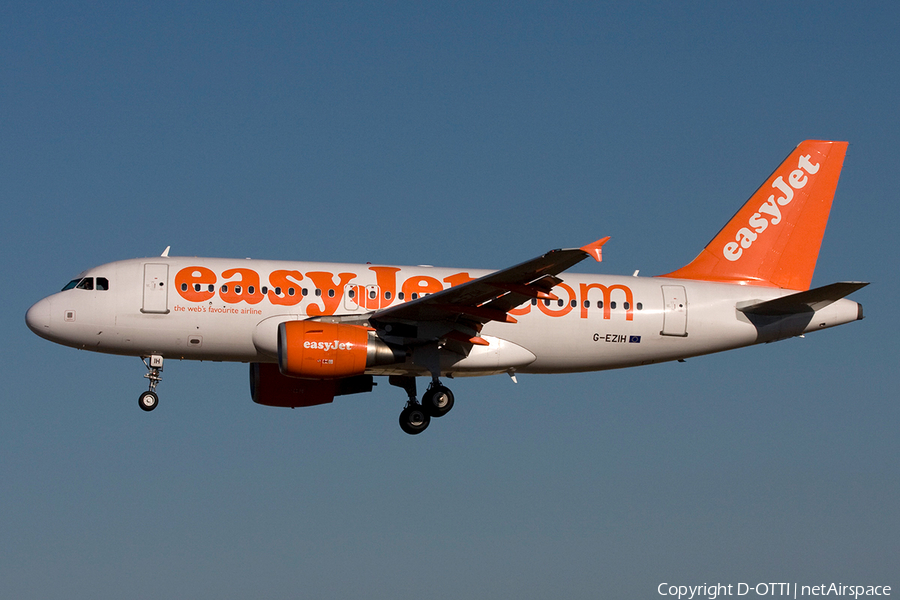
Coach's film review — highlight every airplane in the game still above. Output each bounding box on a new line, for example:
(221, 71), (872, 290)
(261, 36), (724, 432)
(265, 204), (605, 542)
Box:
(25, 140), (868, 434)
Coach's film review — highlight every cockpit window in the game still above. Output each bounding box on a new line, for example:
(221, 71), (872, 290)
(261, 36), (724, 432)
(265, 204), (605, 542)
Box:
(62, 277), (109, 291)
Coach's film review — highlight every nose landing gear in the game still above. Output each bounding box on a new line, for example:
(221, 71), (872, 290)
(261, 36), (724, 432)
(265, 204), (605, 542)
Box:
(138, 355), (163, 412)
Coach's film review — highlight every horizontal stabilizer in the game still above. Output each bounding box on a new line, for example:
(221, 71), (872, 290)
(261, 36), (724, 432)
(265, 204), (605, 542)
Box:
(737, 282), (868, 316)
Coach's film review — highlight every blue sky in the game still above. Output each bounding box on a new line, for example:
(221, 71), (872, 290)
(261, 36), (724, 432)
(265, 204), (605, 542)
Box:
(2, 2), (898, 598)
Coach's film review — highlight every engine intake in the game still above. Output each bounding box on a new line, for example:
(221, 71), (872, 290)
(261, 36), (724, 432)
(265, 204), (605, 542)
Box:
(277, 321), (403, 379)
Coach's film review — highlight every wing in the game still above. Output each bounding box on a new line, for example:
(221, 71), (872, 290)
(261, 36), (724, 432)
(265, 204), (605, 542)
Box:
(366, 237), (609, 345)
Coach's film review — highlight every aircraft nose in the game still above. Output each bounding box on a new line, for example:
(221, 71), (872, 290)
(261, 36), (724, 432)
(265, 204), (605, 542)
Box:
(25, 298), (51, 337)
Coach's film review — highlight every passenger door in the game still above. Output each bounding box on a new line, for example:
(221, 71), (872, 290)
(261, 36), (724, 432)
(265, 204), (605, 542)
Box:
(660, 285), (687, 337)
(141, 263), (170, 314)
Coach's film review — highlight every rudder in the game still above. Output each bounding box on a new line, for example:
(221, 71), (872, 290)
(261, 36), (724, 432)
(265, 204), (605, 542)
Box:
(662, 140), (848, 290)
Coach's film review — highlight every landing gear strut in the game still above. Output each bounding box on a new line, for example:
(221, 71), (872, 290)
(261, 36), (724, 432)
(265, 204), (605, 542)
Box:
(391, 375), (428, 435)
(390, 375), (455, 435)
(139, 355), (163, 412)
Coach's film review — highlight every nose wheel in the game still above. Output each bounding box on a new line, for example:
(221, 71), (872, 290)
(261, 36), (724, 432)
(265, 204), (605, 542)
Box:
(139, 355), (163, 412)
(138, 390), (159, 411)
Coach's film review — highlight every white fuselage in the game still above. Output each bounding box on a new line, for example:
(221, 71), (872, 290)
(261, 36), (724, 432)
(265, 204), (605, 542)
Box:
(25, 256), (863, 377)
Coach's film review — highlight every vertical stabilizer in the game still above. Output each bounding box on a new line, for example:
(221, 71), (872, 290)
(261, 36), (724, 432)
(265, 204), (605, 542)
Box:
(662, 140), (848, 290)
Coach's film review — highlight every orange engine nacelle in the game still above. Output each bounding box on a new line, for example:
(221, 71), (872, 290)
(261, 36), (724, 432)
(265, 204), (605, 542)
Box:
(250, 362), (374, 408)
(277, 321), (403, 379)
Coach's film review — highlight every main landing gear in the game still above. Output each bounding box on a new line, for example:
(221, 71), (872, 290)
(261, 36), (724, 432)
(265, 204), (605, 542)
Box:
(391, 375), (455, 435)
(138, 355), (163, 412)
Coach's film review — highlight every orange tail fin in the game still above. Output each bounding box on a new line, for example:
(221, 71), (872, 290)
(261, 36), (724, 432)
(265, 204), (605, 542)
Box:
(662, 140), (848, 290)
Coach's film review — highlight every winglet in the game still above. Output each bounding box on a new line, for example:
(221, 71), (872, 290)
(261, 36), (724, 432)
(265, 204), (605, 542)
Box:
(161, 246), (171, 257)
(581, 237), (611, 262)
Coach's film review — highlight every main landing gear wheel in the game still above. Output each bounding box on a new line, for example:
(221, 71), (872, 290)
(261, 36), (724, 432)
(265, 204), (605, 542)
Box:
(399, 403), (431, 435)
(422, 384), (454, 417)
(138, 390), (159, 412)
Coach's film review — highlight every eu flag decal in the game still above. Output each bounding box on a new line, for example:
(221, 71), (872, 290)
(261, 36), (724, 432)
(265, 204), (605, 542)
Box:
(629, 336), (642, 343)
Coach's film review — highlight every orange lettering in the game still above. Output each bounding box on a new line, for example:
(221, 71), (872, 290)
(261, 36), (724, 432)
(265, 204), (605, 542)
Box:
(354, 266), (401, 310)
(220, 268), (264, 305)
(508, 301), (533, 316)
(175, 266), (217, 302)
(267, 270), (304, 306)
(580, 283), (633, 320)
(401, 275), (443, 299)
(306, 272), (356, 316)
(537, 283), (575, 317)
(443, 272), (475, 287)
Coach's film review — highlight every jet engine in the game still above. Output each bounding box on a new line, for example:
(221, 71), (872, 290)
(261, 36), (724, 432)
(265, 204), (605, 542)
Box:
(250, 362), (375, 407)
(277, 321), (403, 379)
